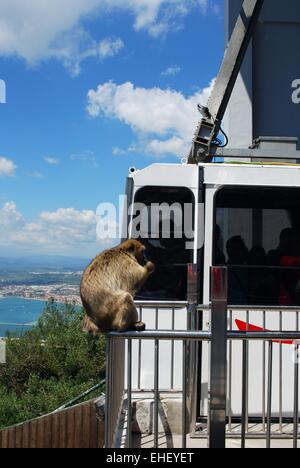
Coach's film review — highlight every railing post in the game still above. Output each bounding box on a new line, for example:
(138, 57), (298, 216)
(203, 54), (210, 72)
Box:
(127, 339), (133, 448)
(186, 263), (198, 436)
(209, 267), (228, 449)
(105, 336), (112, 448)
(187, 263), (198, 304)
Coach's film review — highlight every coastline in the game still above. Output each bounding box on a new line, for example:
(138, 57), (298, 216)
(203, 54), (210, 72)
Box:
(0, 295), (82, 306)
(0, 296), (81, 337)
(0, 295), (46, 302)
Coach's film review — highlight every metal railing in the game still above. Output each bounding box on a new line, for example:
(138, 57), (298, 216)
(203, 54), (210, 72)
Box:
(105, 329), (211, 449)
(105, 337), (126, 448)
(134, 301), (188, 392)
(222, 305), (300, 443)
(226, 331), (300, 449)
(105, 267), (300, 449)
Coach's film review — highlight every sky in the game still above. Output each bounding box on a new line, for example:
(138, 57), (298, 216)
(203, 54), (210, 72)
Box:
(0, 0), (224, 258)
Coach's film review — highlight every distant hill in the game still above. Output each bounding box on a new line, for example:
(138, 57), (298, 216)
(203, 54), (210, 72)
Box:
(0, 255), (91, 272)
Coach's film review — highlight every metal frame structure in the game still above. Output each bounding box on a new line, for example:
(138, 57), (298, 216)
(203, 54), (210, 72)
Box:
(104, 0), (300, 450)
(215, 137), (300, 161)
(189, 0), (265, 162)
(105, 267), (300, 449)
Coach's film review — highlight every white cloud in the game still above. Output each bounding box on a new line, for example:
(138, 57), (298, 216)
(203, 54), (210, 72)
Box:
(145, 136), (188, 157)
(44, 157), (60, 165)
(26, 172), (44, 179)
(211, 3), (222, 18)
(53, 31), (125, 76)
(0, 0), (213, 73)
(0, 202), (24, 230)
(98, 37), (124, 59)
(108, 0), (210, 37)
(0, 202), (106, 256)
(0, 157), (17, 177)
(112, 147), (127, 156)
(161, 65), (181, 77)
(0, 1), (125, 75)
(47, 30), (125, 76)
(70, 150), (99, 167)
(0, 1), (99, 70)
(87, 79), (214, 157)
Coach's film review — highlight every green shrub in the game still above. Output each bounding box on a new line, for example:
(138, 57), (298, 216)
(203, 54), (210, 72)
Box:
(0, 301), (106, 429)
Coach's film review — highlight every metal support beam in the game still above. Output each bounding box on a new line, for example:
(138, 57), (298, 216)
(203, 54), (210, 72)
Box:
(209, 0), (264, 122)
(214, 147), (300, 162)
(189, 0), (265, 163)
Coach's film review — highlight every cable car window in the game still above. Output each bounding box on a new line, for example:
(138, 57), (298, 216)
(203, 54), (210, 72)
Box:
(132, 187), (195, 301)
(214, 186), (300, 306)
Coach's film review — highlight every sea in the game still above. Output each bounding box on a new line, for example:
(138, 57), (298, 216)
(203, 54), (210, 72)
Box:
(0, 297), (46, 337)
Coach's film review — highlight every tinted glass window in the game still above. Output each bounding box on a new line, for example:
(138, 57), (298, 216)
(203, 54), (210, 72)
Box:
(133, 187), (194, 301)
(214, 187), (300, 306)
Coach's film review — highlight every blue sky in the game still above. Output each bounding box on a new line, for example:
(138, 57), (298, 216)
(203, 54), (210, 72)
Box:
(0, 0), (224, 257)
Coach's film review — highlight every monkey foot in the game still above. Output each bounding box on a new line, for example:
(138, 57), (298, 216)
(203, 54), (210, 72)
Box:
(134, 321), (146, 332)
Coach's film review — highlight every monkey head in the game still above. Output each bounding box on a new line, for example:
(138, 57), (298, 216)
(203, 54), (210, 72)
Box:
(120, 239), (148, 266)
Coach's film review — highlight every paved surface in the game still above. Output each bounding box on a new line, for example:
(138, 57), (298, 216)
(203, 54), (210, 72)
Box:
(132, 433), (298, 449)
(116, 399), (299, 449)
(120, 418), (298, 449)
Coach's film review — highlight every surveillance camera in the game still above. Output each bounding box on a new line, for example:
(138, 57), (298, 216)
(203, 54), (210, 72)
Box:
(129, 167), (137, 174)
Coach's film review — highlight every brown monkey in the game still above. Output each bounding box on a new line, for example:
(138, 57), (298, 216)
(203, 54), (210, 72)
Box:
(80, 240), (154, 334)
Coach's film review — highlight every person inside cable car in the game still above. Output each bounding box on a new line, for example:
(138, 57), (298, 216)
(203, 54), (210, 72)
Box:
(279, 228), (300, 306)
(267, 228), (293, 267)
(226, 236), (248, 305)
(247, 246), (269, 305)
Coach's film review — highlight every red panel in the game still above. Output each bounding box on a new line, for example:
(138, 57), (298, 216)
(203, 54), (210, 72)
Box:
(235, 319), (293, 345)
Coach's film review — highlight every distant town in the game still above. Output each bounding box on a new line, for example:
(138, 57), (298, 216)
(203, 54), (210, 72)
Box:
(0, 257), (89, 306)
(0, 283), (82, 305)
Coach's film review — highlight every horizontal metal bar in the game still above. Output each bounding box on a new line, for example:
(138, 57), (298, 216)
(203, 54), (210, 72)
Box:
(137, 302), (300, 312)
(215, 265), (300, 271)
(231, 306), (300, 311)
(197, 305), (300, 312)
(135, 301), (188, 309)
(228, 332), (300, 341)
(215, 147), (300, 160)
(193, 432), (300, 440)
(108, 330), (212, 341)
(108, 330), (300, 342)
(196, 304), (211, 311)
(225, 306), (300, 312)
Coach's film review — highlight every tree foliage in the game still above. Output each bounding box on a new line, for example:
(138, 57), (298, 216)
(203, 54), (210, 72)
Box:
(0, 301), (106, 429)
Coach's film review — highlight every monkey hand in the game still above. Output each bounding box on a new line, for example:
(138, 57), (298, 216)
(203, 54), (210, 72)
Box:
(146, 261), (155, 273)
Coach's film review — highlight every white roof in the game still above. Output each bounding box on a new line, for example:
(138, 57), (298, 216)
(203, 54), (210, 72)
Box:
(130, 162), (300, 190)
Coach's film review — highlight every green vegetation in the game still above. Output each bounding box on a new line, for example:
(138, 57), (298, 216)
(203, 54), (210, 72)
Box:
(0, 301), (106, 430)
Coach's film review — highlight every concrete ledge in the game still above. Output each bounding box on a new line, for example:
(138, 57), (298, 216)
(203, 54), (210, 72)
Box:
(132, 395), (186, 435)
